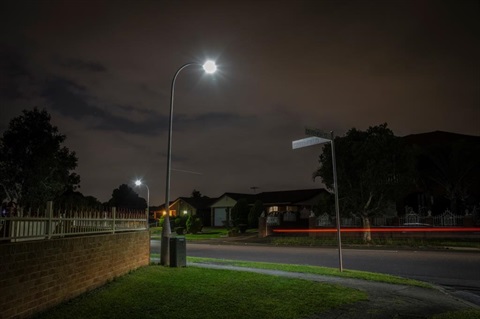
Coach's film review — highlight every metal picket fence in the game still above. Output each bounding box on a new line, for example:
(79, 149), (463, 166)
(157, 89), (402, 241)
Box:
(0, 201), (147, 242)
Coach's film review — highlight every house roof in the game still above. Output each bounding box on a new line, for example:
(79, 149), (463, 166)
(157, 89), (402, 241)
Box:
(402, 131), (479, 146)
(212, 189), (328, 206)
(223, 193), (257, 203)
(178, 196), (218, 210)
(256, 188), (329, 205)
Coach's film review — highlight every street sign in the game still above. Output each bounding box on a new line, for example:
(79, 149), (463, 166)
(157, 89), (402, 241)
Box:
(305, 127), (332, 140)
(292, 136), (330, 149)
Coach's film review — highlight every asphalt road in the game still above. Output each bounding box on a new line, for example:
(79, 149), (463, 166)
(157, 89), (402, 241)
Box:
(150, 240), (480, 305)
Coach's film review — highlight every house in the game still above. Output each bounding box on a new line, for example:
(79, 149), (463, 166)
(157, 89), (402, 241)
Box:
(151, 196), (217, 226)
(153, 188), (331, 227)
(209, 189), (329, 227)
(209, 193), (257, 227)
(171, 196), (217, 226)
(257, 188), (330, 215)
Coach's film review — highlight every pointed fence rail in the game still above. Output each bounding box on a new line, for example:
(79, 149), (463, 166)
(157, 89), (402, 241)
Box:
(0, 201), (147, 242)
(314, 211), (479, 228)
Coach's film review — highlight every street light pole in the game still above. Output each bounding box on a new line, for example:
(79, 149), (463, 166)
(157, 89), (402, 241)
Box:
(330, 132), (343, 272)
(161, 61), (217, 266)
(134, 180), (150, 229)
(292, 128), (343, 272)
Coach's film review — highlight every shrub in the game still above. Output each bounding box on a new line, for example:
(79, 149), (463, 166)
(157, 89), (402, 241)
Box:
(186, 215), (203, 234)
(248, 200), (263, 228)
(175, 227), (184, 235)
(231, 199), (249, 226)
(175, 216), (186, 228)
(158, 216), (165, 226)
(238, 224), (248, 233)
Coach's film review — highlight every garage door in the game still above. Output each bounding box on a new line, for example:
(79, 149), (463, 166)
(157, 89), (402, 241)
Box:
(213, 208), (227, 227)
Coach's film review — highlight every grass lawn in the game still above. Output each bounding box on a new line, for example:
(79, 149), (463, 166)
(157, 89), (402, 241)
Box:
(270, 236), (480, 249)
(32, 266), (366, 319)
(187, 257), (431, 288)
(150, 227), (229, 240)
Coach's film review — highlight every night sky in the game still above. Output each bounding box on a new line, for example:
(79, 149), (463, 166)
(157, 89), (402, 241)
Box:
(1, 0), (479, 205)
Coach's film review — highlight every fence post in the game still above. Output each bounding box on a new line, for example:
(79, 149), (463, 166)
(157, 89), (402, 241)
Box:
(112, 207), (116, 233)
(145, 208), (149, 229)
(47, 201), (53, 239)
(308, 214), (316, 238)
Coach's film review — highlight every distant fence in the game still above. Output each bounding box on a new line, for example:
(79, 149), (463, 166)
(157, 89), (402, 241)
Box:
(264, 209), (479, 228)
(0, 201), (147, 242)
(315, 210), (478, 227)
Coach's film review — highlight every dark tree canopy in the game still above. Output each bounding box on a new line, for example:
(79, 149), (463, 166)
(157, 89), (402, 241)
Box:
(191, 189), (202, 199)
(248, 200), (264, 228)
(414, 139), (480, 214)
(108, 184), (146, 209)
(55, 190), (102, 210)
(231, 198), (249, 226)
(313, 123), (415, 219)
(0, 108), (80, 208)
(314, 192), (335, 216)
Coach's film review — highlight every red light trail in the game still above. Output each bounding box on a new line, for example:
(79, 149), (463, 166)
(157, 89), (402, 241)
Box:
(273, 227), (480, 233)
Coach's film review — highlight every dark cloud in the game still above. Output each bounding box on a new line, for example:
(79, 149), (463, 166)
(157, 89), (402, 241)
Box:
(41, 77), (254, 137)
(175, 112), (256, 131)
(42, 77), (164, 135)
(55, 58), (107, 73)
(0, 47), (36, 99)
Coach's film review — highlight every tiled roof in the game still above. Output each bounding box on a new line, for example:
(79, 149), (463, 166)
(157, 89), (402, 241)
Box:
(403, 131), (479, 146)
(256, 189), (329, 204)
(215, 189), (328, 205)
(178, 196), (218, 209)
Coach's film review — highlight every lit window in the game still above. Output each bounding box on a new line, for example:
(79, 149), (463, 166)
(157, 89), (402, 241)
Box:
(268, 206), (279, 213)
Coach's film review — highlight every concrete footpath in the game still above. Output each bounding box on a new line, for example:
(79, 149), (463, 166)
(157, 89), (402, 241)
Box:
(189, 262), (479, 319)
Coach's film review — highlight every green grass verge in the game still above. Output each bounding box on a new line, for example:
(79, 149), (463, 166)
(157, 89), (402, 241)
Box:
(270, 236), (480, 249)
(430, 309), (480, 319)
(150, 227), (230, 240)
(33, 266), (366, 319)
(187, 257), (431, 288)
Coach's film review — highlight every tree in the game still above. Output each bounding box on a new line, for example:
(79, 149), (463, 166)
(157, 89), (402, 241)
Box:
(248, 200), (264, 228)
(314, 192), (335, 217)
(313, 123), (415, 242)
(0, 108), (80, 209)
(55, 190), (102, 210)
(108, 184), (146, 209)
(191, 189), (202, 199)
(415, 139), (480, 214)
(231, 198), (249, 227)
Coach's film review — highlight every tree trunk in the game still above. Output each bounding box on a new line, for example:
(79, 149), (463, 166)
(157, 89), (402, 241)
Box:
(362, 215), (372, 243)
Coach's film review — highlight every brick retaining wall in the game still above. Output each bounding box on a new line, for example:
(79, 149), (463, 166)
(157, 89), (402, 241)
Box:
(0, 231), (150, 319)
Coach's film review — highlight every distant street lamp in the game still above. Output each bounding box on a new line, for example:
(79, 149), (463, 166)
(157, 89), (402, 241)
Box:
(161, 60), (217, 266)
(292, 128), (343, 272)
(134, 180), (150, 228)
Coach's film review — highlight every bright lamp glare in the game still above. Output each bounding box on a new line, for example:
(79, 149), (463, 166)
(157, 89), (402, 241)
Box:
(203, 60), (217, 74)
(135, 180), (141, 186)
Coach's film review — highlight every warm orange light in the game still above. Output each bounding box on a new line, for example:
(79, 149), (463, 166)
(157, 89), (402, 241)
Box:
(273, 227), (480, 233)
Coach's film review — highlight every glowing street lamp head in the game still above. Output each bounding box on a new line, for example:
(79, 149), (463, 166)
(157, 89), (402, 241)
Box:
(203, 60), (217, 74)
(135, 180), (142, 186)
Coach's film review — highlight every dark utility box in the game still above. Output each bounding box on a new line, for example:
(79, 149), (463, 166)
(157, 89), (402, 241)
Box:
(169, 236), (186, 267)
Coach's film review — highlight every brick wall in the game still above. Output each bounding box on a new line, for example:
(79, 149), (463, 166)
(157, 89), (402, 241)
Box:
(0, 231), (150, 319)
